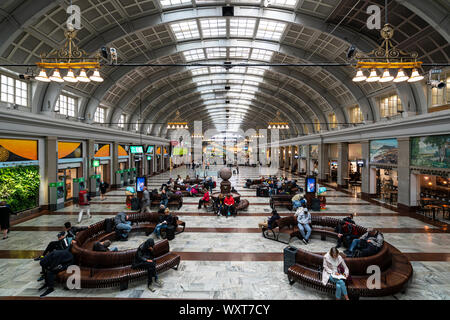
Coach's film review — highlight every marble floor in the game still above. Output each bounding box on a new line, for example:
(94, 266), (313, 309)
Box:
(1, 166), (449, 300)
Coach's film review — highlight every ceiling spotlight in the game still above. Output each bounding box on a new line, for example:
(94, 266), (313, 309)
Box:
(428, 80), (446, 89)
(352, 69), (367, 82)
(347, 44), (356, 59)
(393, 69), (409, 83)
(408, 69), (424, 83)
(366, 69), (380, 82)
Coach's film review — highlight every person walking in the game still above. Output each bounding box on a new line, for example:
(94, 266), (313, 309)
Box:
(77, 189), (91, 223)
(141, 186), (151, 213)
(0, 201), (12, 240)
(99, 180), (109, 201)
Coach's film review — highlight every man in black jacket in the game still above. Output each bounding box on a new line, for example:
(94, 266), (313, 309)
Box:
(152, 208), (174, 239)
(34, 232), (70, 261)
(93, 240), (118, 252)
(38, 249), (74, 297)
(132, 239), (163, 291)
(64, 222), (87, 239)
(335, 214), (357, 248)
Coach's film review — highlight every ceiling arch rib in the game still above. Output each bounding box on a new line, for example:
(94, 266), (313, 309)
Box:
(141, 84), (317, 136)
(134, 80), (317, 135)
(120, 67), (330, 132)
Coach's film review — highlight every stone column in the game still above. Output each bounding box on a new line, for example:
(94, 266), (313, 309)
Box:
(318, 143), (329, 182)
(361, 140), (371, 198)
(305, 145), (311, 174)
(284, 147), (290, 171)
(279, 147), (284, 169)
(337, 142), (349, 188)
(86, 139), (96, 193)
(112, 142), (119, 187)
(290, 146), (296, 172)
(44, 136), (58, 208)
(397, 137), (411, 212)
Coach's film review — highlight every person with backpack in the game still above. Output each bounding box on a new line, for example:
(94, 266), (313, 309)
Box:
(99, 180), (109, 201)
(335, 214), (357, 248)
(77, 189), (91, 223)
(295, 202), (311, 245)
(291, 192), (304, 210)
(93, 240), (118, 252)
(34, 232), (69, 262)
(64, 222), (87, 239)
(114, 212), (131, 240)
(322, 247), (350, 300)
(345, 228), (384, 257)
(132, 238), (163, 292)
(38, 249), (74, 297)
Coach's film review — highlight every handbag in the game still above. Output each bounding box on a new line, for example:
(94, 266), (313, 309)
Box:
(337, 263), (353, 284)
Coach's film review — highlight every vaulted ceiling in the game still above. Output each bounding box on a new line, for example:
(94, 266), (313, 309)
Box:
(0, 0), (448, 139)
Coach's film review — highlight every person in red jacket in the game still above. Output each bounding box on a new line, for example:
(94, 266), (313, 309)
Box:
(222, 194), (236, 217)
(198, 189), (210, 209)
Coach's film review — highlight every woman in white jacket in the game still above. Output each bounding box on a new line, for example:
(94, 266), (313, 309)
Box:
(322, 247), (350, 300)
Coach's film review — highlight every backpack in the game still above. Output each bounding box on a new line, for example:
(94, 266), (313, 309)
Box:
(105, 218), (114, 233)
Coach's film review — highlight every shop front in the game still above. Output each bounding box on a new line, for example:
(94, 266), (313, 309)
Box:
(310, 145), (319, 175)
(348, 143), (362, 182)
(369, 139), (399, 206)
(57, 141), (83, 201)
(94, 143), (112, 184)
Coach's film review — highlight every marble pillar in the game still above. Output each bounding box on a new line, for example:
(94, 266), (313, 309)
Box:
(112, 142), (119, 188)
(337, 142), (349, 188)
(397, 137), (412, 212)
(318, 143), (329, 181)
(361, 140), (371, 198)
(87, 139), (96, 194)
(44, 136), (58, 208)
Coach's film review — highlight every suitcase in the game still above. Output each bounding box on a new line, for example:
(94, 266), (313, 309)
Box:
(166, 225), (175, 240)
(131, 197), (140, 210)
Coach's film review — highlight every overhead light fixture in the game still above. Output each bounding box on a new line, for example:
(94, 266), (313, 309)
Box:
(35, 69), (50, 82)
(379, 69), (394, 82)
(49, 69), (64, 82)
(90, 69), (104, 82)
(393, 69), (409, 83)
(408, 68), (424, 83)
(352, 69), (367, 82)
(366, 69), (380, 82)
(77, 69), (91, 82)
(63, 69), (78, 83)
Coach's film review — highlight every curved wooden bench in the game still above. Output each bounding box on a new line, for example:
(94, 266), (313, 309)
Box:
(274, 217), (413, 299)
(270, 194), (294, 210)
(150, 193), (183, 209)
(56, 213), (184, 290)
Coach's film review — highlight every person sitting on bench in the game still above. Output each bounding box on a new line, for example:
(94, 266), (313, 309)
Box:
(34, 232), (69, 261)
(345, 228), (384, 257)
(93, 240), (118, 252)
(222, 194), (236, 217)
(267, 209), (281, 229)
(335, 214), (357, 248)
(152, 208), (174, 239)
(198, 188), (210, 209)
(114, 212), (131, 241)
(160, 189), (169, 208)
(38, 249), (74, 297)
(322, 247), (350, 300)
(295, 203), (311, 245)
(64, 222), (86, 240)
(132, 239), (163, 292)
(291, 192), (305, 210)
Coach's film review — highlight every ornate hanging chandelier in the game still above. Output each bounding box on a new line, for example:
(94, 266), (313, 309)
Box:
(352, 23), (423, 83)
(167, 110), (189, 129)
(268, 111), (289, 129)
(35, 29), (103, 83)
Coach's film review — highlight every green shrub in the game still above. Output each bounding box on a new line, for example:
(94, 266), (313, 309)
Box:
(0, 166), (40, 213)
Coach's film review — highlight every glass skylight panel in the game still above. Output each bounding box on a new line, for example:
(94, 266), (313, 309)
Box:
(190, 67), (209, 75)
(200, 18), (227, 38)
(209, 66), (224, 74)
(247, 67), (266, 76)
(244, 80), (260, 86)
(229, 18), (256, 37)
(229, 66), (246, 74)
(271, 0), (298, 7)
(212, 79), (226, 84)
(206, 47), (227, 59)
(256, 19), (287, 41)
(229, 47), (250, 59)
(159, 0), (191, 8)
(195, 80), (211, 86)
(250, 48), (273, 61)
(170, 20), (200, 40)
(183, 49), (205, 61)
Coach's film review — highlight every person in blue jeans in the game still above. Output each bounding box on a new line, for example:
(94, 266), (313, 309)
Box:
(345, 228), (384, 257)
(160, 189), (169, 208)
(322, 247), (350, 300)
(114, 212), (131, 239)
(296, 203), (311, 245)
(153, 208), (174, 239)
